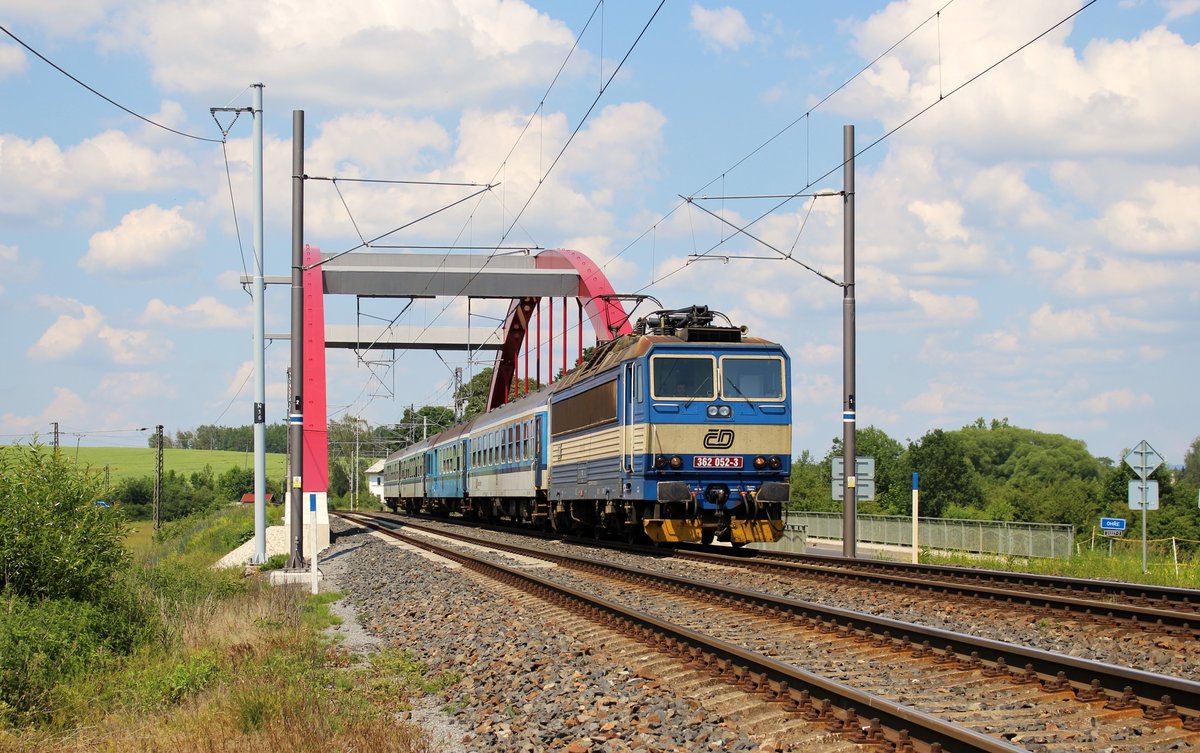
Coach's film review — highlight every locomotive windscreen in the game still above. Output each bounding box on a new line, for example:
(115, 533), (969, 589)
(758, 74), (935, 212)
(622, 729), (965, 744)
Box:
(651, 355), (715, 399)
(720, 356), (785, 400)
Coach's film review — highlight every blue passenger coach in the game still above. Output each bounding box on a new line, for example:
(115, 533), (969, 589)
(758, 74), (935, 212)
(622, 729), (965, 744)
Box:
(382, 305), (789, 545)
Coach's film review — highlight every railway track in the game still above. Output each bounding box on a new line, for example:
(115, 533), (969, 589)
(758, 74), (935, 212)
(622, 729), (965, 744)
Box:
(675, 546), (1200, 636)
(363, 509), (1200, 638)
(334, 511), (1200, 752)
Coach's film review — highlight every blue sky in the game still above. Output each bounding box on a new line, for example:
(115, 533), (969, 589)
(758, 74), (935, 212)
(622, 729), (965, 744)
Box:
(1, 0), (1197, 466)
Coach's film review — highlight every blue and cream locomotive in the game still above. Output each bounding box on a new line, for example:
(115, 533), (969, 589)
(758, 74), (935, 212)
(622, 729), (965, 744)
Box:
(382, 305), (790, 545)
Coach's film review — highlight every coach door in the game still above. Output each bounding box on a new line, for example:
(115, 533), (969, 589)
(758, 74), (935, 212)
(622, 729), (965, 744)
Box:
(460, 439), (469, 495)
(533, 415), (545, 489)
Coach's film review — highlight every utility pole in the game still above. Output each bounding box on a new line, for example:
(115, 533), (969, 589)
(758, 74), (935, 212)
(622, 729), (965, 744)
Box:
(286, 110), (306, 570)
(353, 419), (360, 512)
(51, 421), (59, 451)
(213, 85), (267, 564)
(841, 124), (857, 559)
(250, 83), (267, 565)
(453, 367), (464, 421)
(153, 424), (164, 530)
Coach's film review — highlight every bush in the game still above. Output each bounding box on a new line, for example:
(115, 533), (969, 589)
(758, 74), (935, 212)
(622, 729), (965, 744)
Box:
(0, 445), (127, 603)
(0, 595), (123, 725)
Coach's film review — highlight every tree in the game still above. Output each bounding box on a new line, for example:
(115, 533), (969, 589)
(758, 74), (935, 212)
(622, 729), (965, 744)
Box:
(457, 368), (494, 421)
(788, 450), (836, 511)
(1181, 435), (1200, 488)
(216, 466), (254, 502)
(907, 429), (984, 517)
(825, 426), (907, 514)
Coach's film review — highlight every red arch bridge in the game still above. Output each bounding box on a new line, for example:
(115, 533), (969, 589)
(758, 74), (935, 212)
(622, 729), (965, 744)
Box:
(270, 247), (635, 500)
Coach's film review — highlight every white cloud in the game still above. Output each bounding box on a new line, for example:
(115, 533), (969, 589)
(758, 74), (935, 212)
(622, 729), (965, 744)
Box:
(0, 243), (36, 294)
(566, 103), (667, 190)
(844, 4), (1200, 159)
(141, 296), (249, 329)
(1084, 388), (1153, 413)
(27, 296), (172, 364)
(798, 343), (840, 364)
(1028, 245), (1200, 298)
(2, 0), (122, 35)
(690, 5), (755, 51)
(97, 326), (172, 365)
(1096, 179), (1200, 253)
(909, 290), (980, 321)
(0, 130), (194, 217)
(974, 329), (1020, 352)
(1028, 303), (1102, 342)
(1165, 0), (1200, 22)
(28, 297), (105, 360)
(906, 199), (968, 242)
(903, 382), (963, 414)
(95, 372), (178, 402)
(0, 42), (27, 78)
(0, 387), (89, 440)
(223, 361), (255, 399)
(81, 204), (202, 276)
(103, 0), (576, 109)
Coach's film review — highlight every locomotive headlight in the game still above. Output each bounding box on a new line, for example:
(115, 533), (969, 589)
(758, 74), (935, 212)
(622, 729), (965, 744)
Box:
(655, 455), (668, 470)
(670, 455), (684, 470)
(717, 405), (732, 417)
(753, 456), (767, 470)
(768, 456), (782, 470)
(706, 405), (719, 417)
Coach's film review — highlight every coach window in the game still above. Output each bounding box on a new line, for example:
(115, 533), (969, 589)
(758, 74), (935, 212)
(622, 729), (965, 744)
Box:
(634, 363), (644, 403)
(651, 355), (716, 400)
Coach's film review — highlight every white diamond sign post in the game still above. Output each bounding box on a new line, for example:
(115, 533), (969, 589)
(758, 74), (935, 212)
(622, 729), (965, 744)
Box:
(1123, 440), (1163, 574)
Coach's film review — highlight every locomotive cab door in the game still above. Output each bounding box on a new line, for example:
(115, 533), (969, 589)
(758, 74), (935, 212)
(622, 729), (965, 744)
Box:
(622, 362), (635, 474)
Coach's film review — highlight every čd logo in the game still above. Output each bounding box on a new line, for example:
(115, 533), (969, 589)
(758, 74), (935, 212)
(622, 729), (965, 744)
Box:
(703, 429), (735, 449)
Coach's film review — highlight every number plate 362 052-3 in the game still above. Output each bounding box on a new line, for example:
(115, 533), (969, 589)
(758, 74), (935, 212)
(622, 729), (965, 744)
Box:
(694, 455), (743, 469)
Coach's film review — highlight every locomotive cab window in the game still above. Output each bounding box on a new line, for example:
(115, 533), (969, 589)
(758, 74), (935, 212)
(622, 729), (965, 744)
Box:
(720, 356), (785, 401)
(650, 355), (716, 400)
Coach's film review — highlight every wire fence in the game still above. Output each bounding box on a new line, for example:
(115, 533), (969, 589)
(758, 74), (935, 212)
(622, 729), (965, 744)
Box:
(760, 511), (1075, 559)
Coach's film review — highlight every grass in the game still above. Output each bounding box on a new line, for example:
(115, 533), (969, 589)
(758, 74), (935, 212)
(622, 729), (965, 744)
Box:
(0, 506), (442, 752)
(71, 447), (287, 485)
(922, 544), (1200, 587)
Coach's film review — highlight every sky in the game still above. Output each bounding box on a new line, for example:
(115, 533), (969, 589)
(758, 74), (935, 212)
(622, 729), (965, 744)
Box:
(1, 0), (1198, 468)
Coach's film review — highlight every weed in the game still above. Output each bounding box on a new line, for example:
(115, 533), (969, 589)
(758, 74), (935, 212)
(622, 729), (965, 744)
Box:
(259, 553), (289, 571)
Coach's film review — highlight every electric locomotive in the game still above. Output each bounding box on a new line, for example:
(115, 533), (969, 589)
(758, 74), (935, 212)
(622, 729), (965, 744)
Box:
(382, 304), (790, 545)
(545, 305), (789, 545)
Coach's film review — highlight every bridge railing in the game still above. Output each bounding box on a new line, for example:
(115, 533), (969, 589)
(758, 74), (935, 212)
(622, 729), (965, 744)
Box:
(759, 511), (1074, 559)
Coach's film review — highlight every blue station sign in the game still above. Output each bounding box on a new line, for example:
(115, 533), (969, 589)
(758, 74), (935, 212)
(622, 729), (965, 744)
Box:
(1100, 517), (1127, 533)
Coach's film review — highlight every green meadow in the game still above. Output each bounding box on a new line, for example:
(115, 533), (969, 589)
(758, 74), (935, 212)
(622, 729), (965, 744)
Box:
(71, 447), (287, 484)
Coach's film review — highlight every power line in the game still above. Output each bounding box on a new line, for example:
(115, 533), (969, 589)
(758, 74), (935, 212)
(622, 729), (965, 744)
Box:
(378, 0), (669, 379)
(332, 2), (665, 417)
(599, 0), (961, 279)
(630, 0), (1100, 295)
(0, 23), (222, 144)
